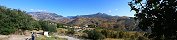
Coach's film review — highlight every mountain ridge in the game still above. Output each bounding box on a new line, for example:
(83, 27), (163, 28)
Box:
(27, 12), (136, 30)
(27, 12), (72, 23)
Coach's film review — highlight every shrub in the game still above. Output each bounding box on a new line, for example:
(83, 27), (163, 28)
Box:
(67, 28), (75, 35)
(86, 30), (105, 40)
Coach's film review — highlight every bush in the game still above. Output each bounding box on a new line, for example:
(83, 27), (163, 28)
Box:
(67, 28), (75, 35)
(40, 21), (57, 32)
(86, 30), (105, 40)
(0, 28), (16, 35)
(0, 6), (42, 35)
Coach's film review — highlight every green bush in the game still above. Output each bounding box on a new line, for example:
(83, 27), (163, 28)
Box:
(0, 6), (41, 35)
(86, 30), (105, 40)
(0, 28), (16, 35)
(67, 28), (75, 35)
(39, 21), (57, 32)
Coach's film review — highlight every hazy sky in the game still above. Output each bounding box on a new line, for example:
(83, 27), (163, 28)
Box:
(0, 0), (135, 17)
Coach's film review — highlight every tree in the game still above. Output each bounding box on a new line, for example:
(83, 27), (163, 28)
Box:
(56, 23), (65, 28)
(0, 6), (41, 35)
(39, 21), (57, 32)
(0, 27), (16, 35)
(129, 0), (177, 40)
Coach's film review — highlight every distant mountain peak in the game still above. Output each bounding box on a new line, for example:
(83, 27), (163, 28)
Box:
(91, 12), (109, 16)
(27, 12), (63, 17)
(95, 12), (106, 15)
(27, 12), (136, 30)
(27, 12), (72, 23)
(28, 11), (53, 13)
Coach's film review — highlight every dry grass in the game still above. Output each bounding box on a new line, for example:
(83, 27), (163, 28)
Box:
(36, 35), (67, 40)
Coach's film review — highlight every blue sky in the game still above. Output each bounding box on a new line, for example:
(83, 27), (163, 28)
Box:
(0, 0), (135, 17)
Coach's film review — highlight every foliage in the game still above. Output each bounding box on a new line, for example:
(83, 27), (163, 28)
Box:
(0, 6), (40, 35)
(56, 28), (68, 35)
(85, 30), (105, 40)
(129, 0), (177, 40)
(87, 25), (97, 28)
(56, 23), (66, 28)
(67, 28), (75, 35)
(56, 23), (63, 28)
(81, 28), (148, 40)
(0, 28), (16, 35)
(39, 21), (57, 32)
(101, 29), (117, 38)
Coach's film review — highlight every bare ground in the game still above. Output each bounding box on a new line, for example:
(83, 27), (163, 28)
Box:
(0, 35), (31, 40)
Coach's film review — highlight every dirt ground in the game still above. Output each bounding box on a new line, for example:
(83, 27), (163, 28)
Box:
(0, 35), (31, 40)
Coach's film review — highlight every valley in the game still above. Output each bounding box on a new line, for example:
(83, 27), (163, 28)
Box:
(1, 0), (176, 40)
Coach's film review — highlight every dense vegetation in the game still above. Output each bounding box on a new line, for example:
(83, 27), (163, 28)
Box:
(0, 6), (39, 35)
(39, 21), (58, 32)
(3, 0), (177, 39)
(129, 0), (177, 40)
(80, 28), (148, 40)
(0, 6), (59, 35)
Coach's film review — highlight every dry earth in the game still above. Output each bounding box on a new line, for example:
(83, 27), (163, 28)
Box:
(0, 35), (31, 40)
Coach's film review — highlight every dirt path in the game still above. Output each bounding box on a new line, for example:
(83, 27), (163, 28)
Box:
(57, 35), (80, 40)
(0, 35), (31, 40)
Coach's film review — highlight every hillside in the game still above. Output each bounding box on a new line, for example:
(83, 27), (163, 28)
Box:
(67, 13), (136, 30)
(27, 12), (136, 30)
(0, 6), (139, 40)
(27, 12), (71, 23)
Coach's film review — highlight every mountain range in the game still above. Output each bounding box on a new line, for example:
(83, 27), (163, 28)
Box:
(27, 12), (136, 30)
(27, 12), (72, 23)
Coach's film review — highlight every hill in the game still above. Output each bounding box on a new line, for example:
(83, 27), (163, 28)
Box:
(27, 12), (136, 30)
(27, 12), (71, 23)
(67, 13), (136, 30)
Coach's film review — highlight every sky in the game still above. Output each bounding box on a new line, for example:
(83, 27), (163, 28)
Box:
(0, 0), (135, 17)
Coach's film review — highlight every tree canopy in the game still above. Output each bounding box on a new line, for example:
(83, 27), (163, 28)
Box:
(0, 6), (40, 35)
(129, 0), (177, 40)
